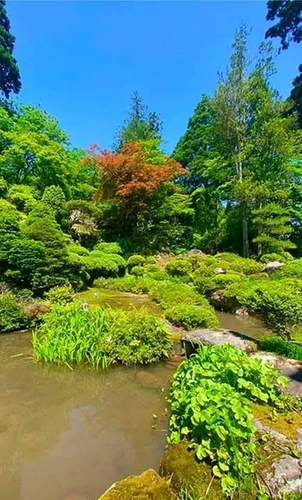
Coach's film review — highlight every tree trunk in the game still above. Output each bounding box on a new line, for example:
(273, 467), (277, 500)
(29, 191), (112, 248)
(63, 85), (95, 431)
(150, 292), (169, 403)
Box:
(242, 204), (249, 258)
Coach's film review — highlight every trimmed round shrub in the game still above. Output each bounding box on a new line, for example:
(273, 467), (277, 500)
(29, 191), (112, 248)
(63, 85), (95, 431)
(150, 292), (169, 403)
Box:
(187, 254), (206, 270)
(194, 273), (243, 296)
(260, 252), (292, 264)
(83, 251), (126, 278)
(127, 255), (146, 267)
(165, 303), (218, 330)
(273, 259), (302, 280)
(146, 271), (169, 281)
(166, 259), (192, 277)
(145, 264), (161, 273)
(45, 284), (75, 305)
(94, 242), (122, 254)
(145, 256), (157, 264)
(131, 265), (145, 276)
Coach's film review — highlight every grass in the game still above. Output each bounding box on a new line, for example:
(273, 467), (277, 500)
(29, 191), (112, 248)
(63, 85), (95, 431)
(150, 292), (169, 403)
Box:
(258, 336), (302, 361)
(32, 302), (172, 368)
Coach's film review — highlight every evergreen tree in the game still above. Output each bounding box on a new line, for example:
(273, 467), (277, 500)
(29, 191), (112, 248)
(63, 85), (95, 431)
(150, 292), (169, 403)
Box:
(0, 0), (21, 98)
(266, 0), (302, 50)
(114, 91), (162, 150)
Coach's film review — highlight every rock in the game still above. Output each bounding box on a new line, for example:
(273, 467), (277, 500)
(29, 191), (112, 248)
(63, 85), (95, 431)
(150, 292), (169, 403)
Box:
(160, 442), (224, 500)
(264, 455), (302, 496)
(235, 307), (249, 317)
(187, 249), (206, 256)
(262, 261), (284, 275)
(181, 329), (257, 357)
(210, 290), (237, 312)
(98, 469), (177, 500)
(214, 267), (226, 274)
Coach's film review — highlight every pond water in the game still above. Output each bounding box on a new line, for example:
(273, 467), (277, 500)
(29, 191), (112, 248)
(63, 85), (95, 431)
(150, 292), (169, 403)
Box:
(0, 331), (178, 500)
(0, 290), (267, 499)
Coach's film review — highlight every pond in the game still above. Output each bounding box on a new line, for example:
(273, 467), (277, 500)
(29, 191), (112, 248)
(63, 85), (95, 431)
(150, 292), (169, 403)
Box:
(0, 331), (178, 500)
(0, 291), (267, 499)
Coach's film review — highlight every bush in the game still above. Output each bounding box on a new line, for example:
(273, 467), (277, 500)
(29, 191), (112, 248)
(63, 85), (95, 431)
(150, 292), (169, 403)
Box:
(147, 271), (169, 281)
(259, 336), (302, 361)
(127, 255), (146, 267)
(67, 243), (89, 256)
(273, 259), (302, 280)
(94, 241), (122, 254)
(0, 291), (29, 332)
(194, 273), (243, 296)
(260, 252), (293, 264)
(131, 265), (145, 276)
(45, 284), (75, 305)
(144, 264), (161, 273)
(166, 303), (218, 330)
(227, 258), (263, 276)
(83, 251), (126, 278)
(169, 344), (289, 494)
(32, 304), (172, 366)
(223, 278), (302, 336)
(165, 259), (192, 277)
(149, 281), (207, 310)
(145, 256), (157, 264)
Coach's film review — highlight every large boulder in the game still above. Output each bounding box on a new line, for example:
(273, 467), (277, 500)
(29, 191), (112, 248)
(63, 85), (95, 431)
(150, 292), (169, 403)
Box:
(210, 290), (238, 312)
(187, 249), (206, 256)
(98, 469), (177, 500)
(181, 329), (257, 357)
(160, 442), (224, 499)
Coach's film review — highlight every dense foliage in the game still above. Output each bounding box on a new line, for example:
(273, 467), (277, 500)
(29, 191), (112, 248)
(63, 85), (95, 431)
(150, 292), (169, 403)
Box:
(169, 344), (290, 494)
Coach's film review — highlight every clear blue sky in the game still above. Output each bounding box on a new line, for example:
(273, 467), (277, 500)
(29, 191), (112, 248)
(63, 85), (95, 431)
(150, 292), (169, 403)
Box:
(7, 1), (302, 153)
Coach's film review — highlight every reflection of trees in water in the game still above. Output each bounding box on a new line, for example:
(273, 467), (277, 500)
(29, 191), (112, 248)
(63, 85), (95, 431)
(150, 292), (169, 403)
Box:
(0, 332), (173, 498)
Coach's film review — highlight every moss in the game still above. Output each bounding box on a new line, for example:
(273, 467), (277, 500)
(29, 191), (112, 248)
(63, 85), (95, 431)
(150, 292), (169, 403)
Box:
(252, 402), (302, 441)
(160, 442), (225, 499)
(98, 469), (177, 500)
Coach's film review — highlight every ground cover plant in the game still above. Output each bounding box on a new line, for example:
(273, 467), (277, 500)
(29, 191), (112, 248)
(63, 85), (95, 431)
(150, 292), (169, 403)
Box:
(168, 344), (296, 496)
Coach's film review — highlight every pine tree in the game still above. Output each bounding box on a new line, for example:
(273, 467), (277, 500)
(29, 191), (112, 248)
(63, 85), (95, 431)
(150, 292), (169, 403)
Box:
(0, 0), (21, 98)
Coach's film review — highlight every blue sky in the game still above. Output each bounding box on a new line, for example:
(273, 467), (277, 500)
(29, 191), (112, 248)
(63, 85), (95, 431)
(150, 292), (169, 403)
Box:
(7, 1), (302, 153)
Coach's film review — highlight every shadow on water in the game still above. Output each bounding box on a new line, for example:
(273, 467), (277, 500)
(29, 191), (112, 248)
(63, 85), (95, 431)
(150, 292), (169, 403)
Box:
(0, 331), (175, 500)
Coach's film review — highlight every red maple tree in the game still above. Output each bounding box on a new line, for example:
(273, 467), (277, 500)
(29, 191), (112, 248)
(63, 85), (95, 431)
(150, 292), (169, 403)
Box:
(86, 142), (187, 215)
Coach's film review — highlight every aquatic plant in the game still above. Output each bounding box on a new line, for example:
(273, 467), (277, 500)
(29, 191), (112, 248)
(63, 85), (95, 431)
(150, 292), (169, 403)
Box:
(32, 303), (172, 367)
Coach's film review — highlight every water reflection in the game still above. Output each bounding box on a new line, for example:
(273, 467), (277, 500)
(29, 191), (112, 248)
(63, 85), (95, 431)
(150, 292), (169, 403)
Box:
(0, 332), (174, 500)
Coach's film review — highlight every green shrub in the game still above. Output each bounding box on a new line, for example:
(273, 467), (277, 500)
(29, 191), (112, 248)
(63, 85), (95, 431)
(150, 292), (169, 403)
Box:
(145, 256), (157, 264)
(259, 336), (302, 361)
(149, 281), (206, 309)
(147, 271), (169, 281)
(194, 273), (243, 296)
(145, 264), (161, 273)
(165, 259), (192, 277)
(0, 291), (29, 332)
(32, 304), (172, 367)
(83, 251), (126, 278)
(260, 252), (292, 264)
(223, 278), (302, 336)
(273, 259), (302, 280)
(67, 243), (90, 256)
(94, 241), (122, 254)
(169, 344), (289, 494)
(45, 284), (75, 305)
(215, 252), (241, 262)
(166, 303), (218, 330)
(228, 258), (263, 276)
(131, 265), (145, 276)
(127, 255), (146, 267)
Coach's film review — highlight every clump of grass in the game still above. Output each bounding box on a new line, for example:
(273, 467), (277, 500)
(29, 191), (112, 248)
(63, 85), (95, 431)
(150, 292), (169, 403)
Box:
(259, 336), (302, 361)
(32, 303), (172, 368)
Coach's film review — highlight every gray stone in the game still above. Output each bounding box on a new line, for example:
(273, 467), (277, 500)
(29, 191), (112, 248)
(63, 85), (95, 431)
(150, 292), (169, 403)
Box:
(235, 307), (249, 317)
(262, 261), (284, 274)
(265, 455), (302, 495)
(187, 249), (206, 256)
(181, 329), (257, 357)
(214, 267), (226, 274)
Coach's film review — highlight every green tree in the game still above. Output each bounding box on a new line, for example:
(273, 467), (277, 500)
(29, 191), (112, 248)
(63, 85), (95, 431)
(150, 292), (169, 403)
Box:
(0, 0), (21, 98)
(266, 0), (302, 49)
(42, 185), (66, 220)
(114, 91), (162, 150)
